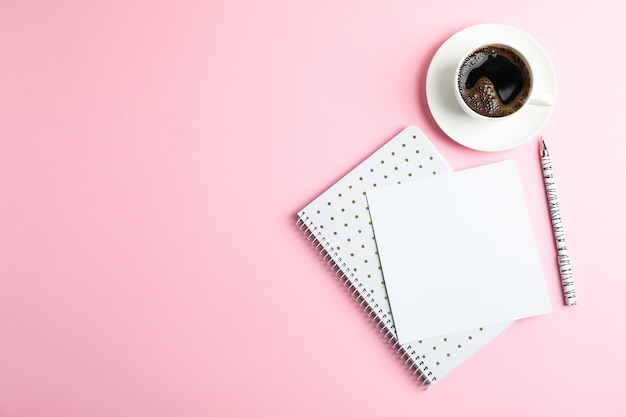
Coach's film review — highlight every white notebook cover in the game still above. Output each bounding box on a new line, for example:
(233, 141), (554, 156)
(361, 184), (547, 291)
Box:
(297, 126), (511, 384)
(367, 160), (552, 344)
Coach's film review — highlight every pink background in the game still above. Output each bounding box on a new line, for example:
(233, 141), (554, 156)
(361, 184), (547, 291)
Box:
(1, 1), (624, 416)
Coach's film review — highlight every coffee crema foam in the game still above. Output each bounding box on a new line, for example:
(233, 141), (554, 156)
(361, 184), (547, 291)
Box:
(457, 45), (532, 118)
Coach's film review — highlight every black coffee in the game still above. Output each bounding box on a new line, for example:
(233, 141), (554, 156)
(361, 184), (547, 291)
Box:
(457, 45), (532, 117)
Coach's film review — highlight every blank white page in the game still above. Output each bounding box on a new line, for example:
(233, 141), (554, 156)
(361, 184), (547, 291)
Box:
(367, 160), (552, 344)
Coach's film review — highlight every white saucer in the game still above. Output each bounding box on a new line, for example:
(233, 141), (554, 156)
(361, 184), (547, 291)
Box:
(426, 24), (557, 152)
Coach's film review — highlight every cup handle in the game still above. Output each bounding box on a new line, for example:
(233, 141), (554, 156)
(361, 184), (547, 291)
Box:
(528, 92), (555, 107)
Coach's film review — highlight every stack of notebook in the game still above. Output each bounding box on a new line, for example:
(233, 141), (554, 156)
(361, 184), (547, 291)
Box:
(296, 126), (551, 385)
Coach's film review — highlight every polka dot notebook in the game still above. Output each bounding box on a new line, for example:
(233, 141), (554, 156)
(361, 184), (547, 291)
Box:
(297, 126), (511, 385)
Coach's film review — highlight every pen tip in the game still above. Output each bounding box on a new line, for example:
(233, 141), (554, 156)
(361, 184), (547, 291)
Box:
(540, 137), (548, 155)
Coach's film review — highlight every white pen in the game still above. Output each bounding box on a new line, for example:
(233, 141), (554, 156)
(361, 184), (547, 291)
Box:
(540, 138), (577, 305)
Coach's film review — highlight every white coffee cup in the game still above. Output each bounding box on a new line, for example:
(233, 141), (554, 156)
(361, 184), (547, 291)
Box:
(454, 44), (555, 121)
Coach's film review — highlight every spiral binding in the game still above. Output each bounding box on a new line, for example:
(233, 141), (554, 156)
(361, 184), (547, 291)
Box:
(297, 215), (434, 386)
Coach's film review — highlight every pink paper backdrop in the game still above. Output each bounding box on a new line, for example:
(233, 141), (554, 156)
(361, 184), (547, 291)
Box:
(1, 1), (624, 416)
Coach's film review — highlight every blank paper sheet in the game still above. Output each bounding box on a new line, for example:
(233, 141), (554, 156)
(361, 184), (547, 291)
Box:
(367, 160), (552, 344)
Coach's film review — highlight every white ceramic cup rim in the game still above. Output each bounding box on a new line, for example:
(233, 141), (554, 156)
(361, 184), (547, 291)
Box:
(454, 43), (554, 121)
